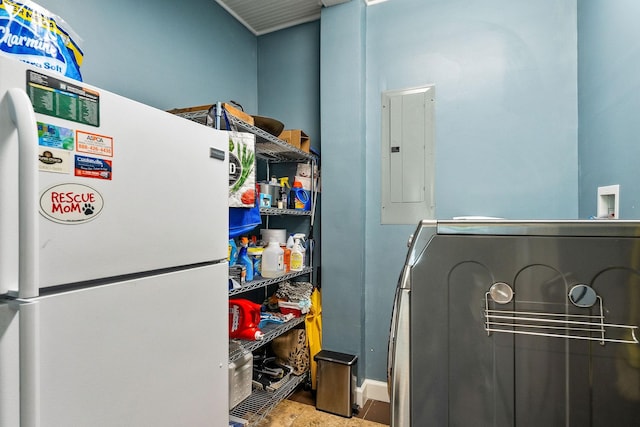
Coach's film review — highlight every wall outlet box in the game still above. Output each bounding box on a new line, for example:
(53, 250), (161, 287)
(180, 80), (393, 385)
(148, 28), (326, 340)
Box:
(597, 185), (619, 219)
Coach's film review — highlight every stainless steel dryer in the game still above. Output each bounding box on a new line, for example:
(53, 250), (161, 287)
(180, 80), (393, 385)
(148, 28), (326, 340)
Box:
(388, 220), (640, 426)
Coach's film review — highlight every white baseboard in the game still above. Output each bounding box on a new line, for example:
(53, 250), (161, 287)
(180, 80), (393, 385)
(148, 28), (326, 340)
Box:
(356, 379), (389, 407)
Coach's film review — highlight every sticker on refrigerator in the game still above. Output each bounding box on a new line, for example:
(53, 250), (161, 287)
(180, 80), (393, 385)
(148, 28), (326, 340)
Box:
(74, 155), (112, 180)
(26, 70), (100, 127)
(38, 147), (71, 174)
(40, 183), (104, 224)
(37, 122), (74, 150)
(76, 130), (113, 157)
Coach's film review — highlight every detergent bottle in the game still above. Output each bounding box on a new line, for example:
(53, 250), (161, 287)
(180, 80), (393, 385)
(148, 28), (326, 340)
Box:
(290, 234), (305, 271)
(229, 299), (264, 340)
(289, 180), (310, 210)
(238, 237), (254, 281)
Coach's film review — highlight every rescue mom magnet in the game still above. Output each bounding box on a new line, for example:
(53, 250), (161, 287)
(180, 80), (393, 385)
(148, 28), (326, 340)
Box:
(40, 183), (104, 224)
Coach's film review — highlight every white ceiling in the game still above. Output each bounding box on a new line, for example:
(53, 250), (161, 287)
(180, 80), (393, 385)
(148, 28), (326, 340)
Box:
(215, 0), (351, 36)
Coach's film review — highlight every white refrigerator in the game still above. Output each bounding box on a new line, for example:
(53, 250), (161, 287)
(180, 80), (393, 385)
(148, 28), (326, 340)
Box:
(0, 55), (229, 426)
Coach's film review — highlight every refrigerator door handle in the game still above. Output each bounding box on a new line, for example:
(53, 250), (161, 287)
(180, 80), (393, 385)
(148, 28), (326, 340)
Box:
(7, 88), (40, 299)
(12, 299), (41, 427)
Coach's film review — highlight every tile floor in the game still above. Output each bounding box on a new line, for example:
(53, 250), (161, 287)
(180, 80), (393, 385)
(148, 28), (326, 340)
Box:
(287, 387), (390, 426)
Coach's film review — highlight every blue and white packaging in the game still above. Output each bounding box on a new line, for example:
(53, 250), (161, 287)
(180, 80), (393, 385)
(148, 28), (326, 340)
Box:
(0, 0), (84, 80)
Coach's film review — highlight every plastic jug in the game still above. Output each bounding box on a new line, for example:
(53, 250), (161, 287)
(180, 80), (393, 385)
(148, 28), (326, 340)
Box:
(229, 299), (263, 340)
(261, 239), (284, 278)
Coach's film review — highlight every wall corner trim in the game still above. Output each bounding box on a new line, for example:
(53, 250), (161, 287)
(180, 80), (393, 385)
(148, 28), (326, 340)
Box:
(356, 379), (390, 407)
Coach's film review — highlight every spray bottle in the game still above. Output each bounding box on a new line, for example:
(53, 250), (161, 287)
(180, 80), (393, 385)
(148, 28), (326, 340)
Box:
(279, 177), (290, 209)
(290, 233), (306, 271)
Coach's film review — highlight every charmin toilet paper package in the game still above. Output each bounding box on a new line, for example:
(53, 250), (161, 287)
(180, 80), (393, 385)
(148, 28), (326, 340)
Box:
(0, 0), (84, 80)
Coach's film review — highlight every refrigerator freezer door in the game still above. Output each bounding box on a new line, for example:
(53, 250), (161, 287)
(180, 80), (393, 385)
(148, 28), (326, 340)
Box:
(0, 55), (229, 293)
(0, 301), (20, 427)
(0, 263), (228, 427)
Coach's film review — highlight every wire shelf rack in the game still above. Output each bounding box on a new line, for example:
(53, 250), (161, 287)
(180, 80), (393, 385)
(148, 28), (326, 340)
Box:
(229, 316), (306, 363)
(230, 372), (307, 426)
(259, 207), (312, 216)
(224, 115), (316, 163)
(229, 267), (313, 297)
(169, 104), (317, 163)
(172, 102), (319, 423)
(483, 283), (639, 345)
(172, 109), (209, 124)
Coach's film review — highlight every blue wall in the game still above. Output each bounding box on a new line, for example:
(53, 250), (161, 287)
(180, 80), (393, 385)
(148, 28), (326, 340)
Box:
(321, 0), (578, 383)
(34, 0), (257, 111)
(257, 21), (321, 149)
(578, 0), (640, 219)
(320, 0), (368, 364)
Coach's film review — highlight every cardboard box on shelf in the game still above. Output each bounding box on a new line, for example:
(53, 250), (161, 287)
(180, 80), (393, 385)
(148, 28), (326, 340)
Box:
(278, 129), (310, 153)
(222, 103), (254, 126)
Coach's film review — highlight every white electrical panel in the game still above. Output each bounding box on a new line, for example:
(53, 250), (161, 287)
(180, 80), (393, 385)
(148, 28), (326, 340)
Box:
(381, 85), (435, 224)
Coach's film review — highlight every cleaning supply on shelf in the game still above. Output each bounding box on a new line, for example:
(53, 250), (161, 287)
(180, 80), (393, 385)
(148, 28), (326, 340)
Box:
(228, 265), (245, 289)
(282, 245), (291, 273)
(278, 177), (290, 209)
(261, 239), (284, 278)
(289, 180), (310, 210)
(248, 246), (263, 277)
(290, 234), (305, 271)
(228, 238), (238, 265)
(237, 237), (254, 281)
(229, 299), (264, 340)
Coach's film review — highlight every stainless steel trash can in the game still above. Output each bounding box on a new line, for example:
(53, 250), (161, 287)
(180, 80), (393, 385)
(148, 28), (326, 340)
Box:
(314, 350), (358, 417)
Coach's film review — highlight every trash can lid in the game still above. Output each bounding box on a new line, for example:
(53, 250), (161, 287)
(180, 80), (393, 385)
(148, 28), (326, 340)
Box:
(314, 350), (358, 365)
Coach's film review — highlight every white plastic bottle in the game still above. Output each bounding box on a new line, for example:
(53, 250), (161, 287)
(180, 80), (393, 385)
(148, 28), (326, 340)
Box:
(261, 239), (284, 278)
(290, 238), (305, 271)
